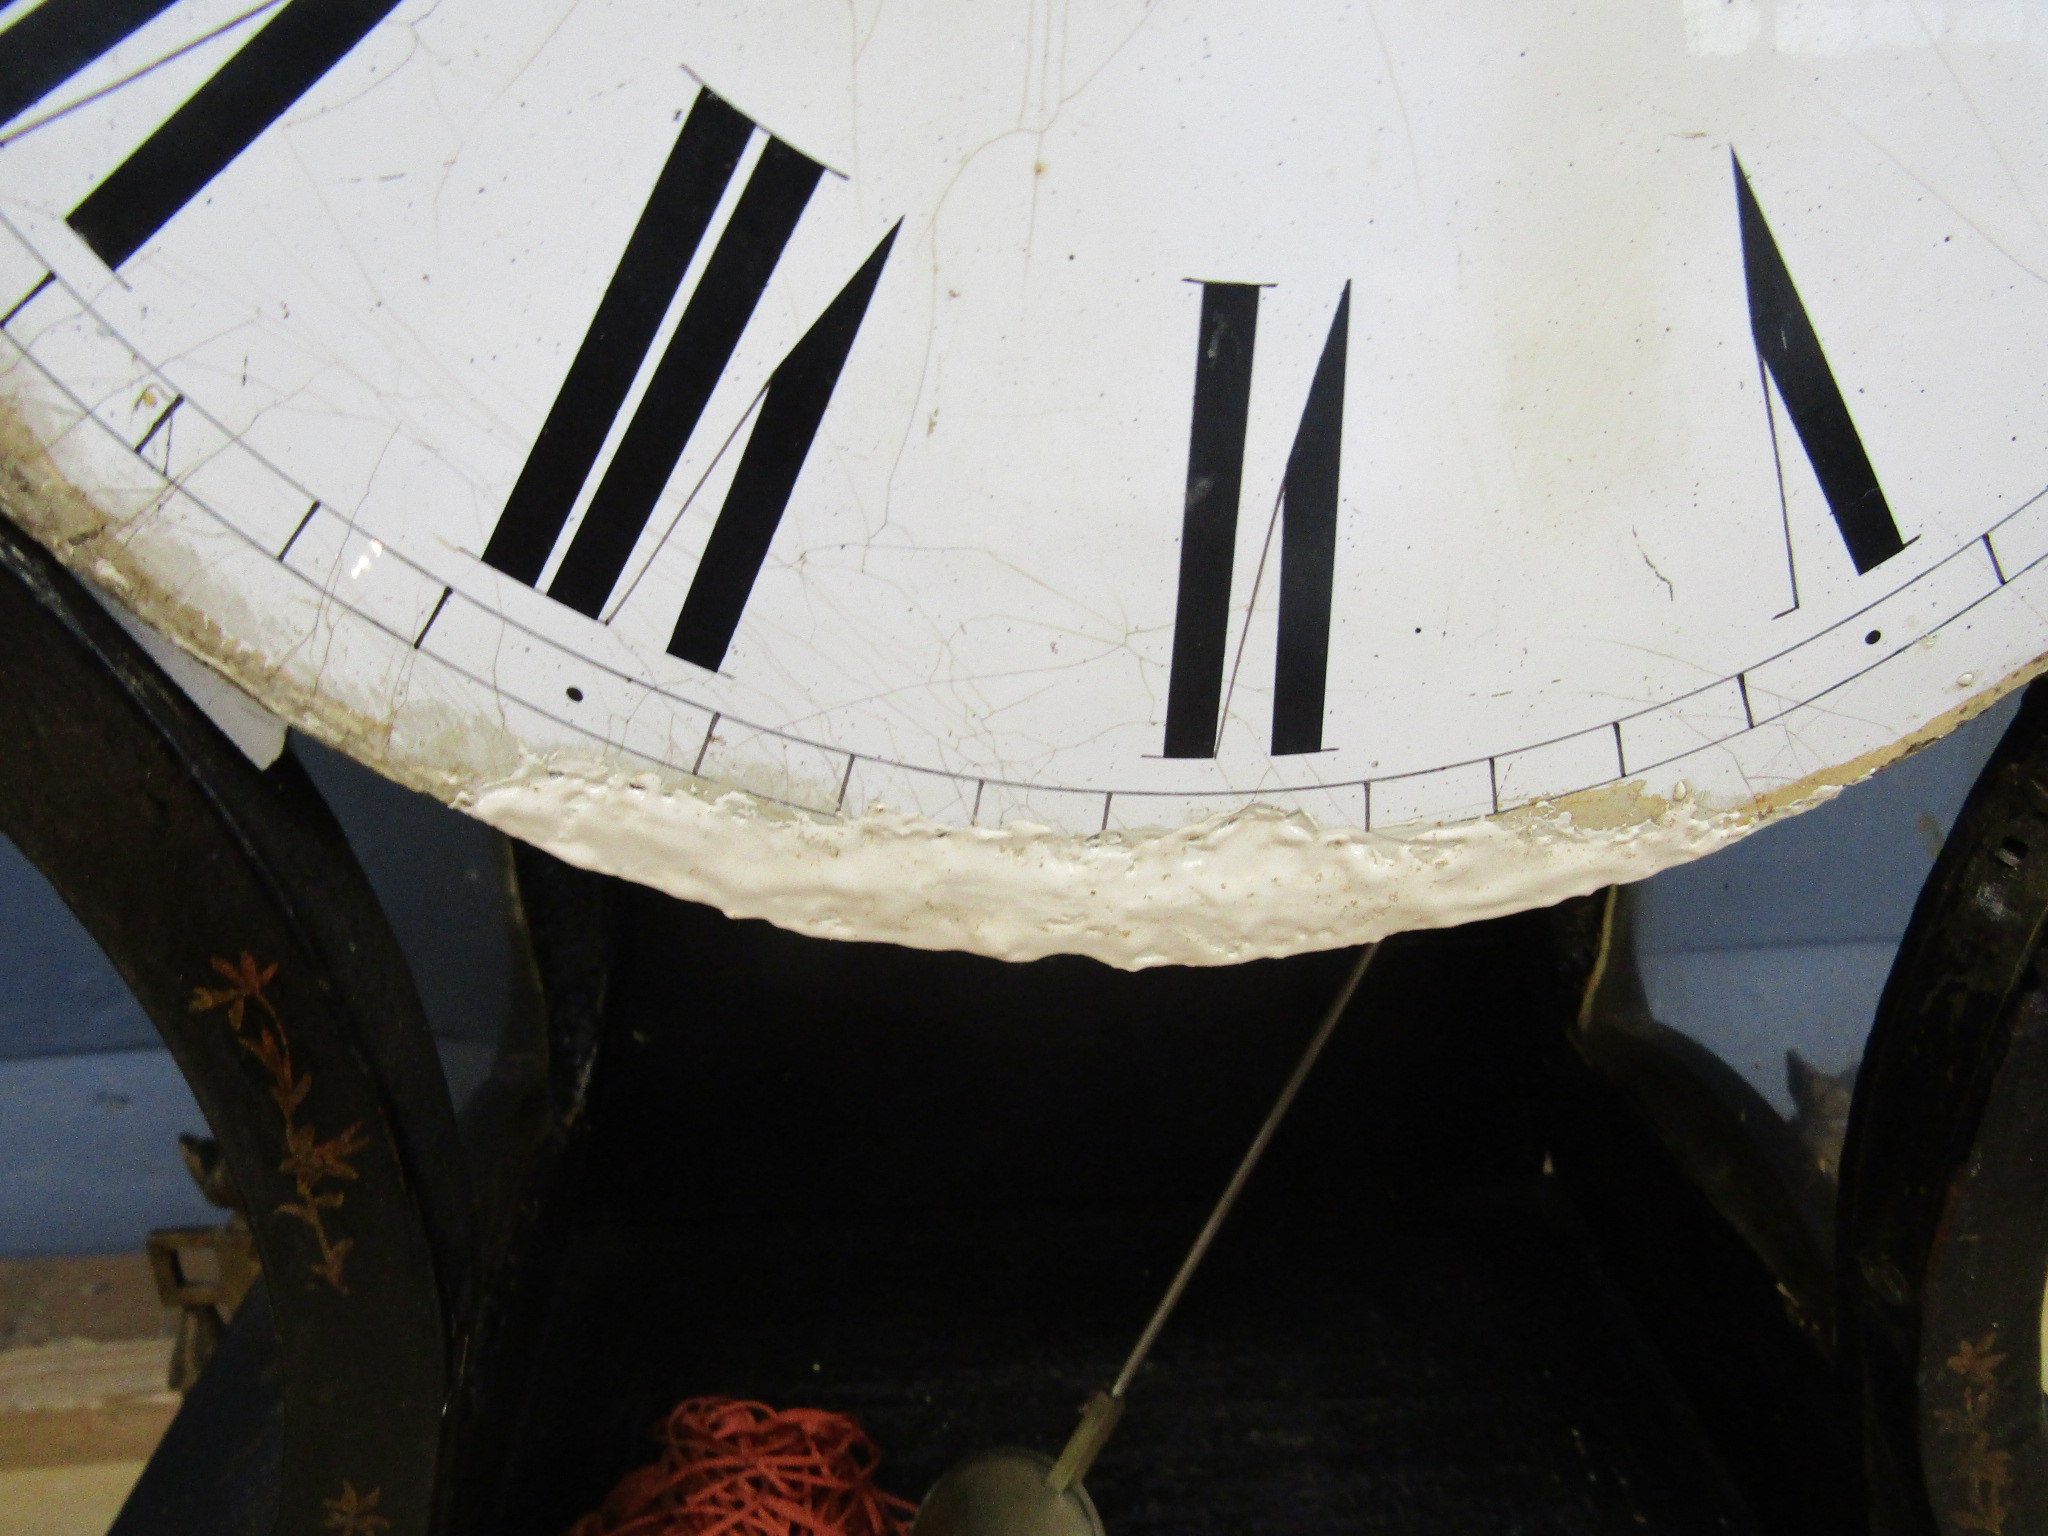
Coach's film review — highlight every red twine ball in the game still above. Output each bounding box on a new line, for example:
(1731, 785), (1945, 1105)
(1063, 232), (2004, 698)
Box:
(569, 1397), (919, 1536)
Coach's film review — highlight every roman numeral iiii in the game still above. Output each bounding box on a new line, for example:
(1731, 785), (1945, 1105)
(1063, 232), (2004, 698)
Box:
(1163, 282), (1349, 759)
(482, 89), (896, 672)
(0, 0), (403, 269)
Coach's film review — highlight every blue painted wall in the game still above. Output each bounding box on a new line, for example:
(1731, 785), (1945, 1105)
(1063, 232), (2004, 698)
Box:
(0, 734), (518, 1256)
(1633, 696), (2021, 1114)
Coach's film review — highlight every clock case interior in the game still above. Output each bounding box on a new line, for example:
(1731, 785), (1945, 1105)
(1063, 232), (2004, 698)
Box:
(452, 883), (1838, 1536)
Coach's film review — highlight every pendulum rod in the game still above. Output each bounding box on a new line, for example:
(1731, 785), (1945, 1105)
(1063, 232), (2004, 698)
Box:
(1046, 941), (1381, 1493)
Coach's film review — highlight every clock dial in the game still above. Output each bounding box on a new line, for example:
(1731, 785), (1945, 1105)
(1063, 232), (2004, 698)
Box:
(1, 0), (2044, 966)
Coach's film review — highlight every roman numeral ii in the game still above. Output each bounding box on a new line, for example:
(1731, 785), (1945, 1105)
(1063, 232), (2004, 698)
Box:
(481, 90), (897, 672)
(0, 0), (403, 269)
(1163, 282), (1349, 758)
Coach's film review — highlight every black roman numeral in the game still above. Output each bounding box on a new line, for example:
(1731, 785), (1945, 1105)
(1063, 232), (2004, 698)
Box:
(482, 90), (897, 672)
(1734, 152), (1904, 579)
(481, 91), (754, 590)
(666, 230), (895, 669)
(0, 0), (181, 132)
(0, 0), (402, 269)
(1273, 285), (1348, 756)
(1162, 282), (1349, 759)
(1162, 284), (1258, 758)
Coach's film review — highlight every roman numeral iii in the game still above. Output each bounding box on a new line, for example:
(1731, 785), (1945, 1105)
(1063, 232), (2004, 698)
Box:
(0, 0), (403, 270)
(1163, 282), (1349, 759)
(482, 89), (897, 672)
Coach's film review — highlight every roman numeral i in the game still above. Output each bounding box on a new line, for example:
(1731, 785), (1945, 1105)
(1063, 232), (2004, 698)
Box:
(0, 0), (403, 270)
(1163, 281), (1349, 759)
(1734, 151), (1905, 589)
(482, 90), (897, 672)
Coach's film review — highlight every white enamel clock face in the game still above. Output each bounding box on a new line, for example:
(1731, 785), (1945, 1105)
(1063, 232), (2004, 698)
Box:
(0, 0), (2044, 966)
